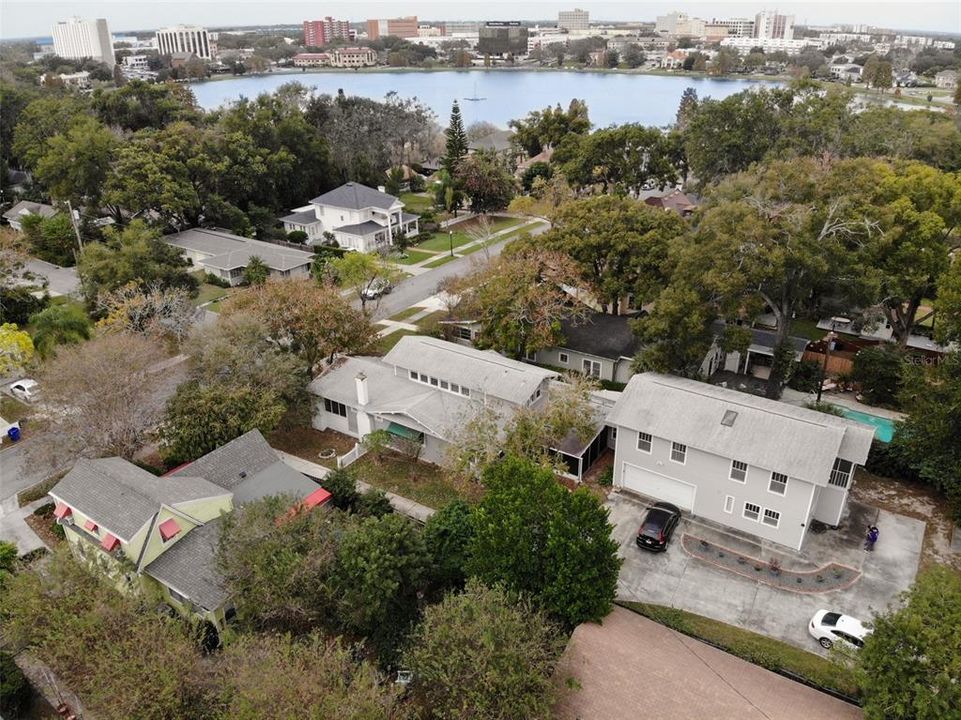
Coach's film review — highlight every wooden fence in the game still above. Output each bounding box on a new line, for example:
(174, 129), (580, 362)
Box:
(802, 350), (854, 376)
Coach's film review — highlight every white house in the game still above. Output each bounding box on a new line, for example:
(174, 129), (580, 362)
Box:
(608, 373), (875, 550)
(700, 321), (810, 380)
(280, 182), (419, 252)
(935, 69), (957, 90)
(2, 201), (58, 231)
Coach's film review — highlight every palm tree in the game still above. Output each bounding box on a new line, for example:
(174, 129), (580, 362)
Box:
(29, 303), (92, 358)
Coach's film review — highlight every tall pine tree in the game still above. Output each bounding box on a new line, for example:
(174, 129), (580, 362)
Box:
(675, 87), (699, 130)
(443, 100), (468, 174)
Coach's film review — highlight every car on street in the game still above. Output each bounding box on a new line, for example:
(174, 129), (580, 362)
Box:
(808, 610), (870, 650)
(362, 278), (392, 300)
(636, 502), (682, 552)
(8, 379), (39, 403)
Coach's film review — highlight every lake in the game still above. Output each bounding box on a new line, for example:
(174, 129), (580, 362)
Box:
(190, 70), (778, 127)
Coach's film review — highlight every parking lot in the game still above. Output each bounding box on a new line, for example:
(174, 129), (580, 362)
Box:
(609, 490), (924, 654)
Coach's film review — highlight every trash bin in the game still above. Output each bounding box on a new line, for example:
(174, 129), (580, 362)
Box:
(7, 426), (21, 442)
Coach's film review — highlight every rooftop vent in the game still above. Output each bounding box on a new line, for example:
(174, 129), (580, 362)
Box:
(721, 410), (738, 427)
(239, 470), (247, 479)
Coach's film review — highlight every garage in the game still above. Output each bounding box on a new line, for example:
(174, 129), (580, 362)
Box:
(620, 463), (695, 511)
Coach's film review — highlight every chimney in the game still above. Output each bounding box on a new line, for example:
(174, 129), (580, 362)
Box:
(377, 185), (386, 193)
(355, 372), (369, 406)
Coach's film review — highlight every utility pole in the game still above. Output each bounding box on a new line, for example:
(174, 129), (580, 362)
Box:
(65, 200), (83, 252)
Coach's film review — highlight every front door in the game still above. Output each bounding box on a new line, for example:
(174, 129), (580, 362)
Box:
(347, 408), (358, 433)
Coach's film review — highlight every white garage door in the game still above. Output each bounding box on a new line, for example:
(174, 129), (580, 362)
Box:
(621, 464), (695, 511)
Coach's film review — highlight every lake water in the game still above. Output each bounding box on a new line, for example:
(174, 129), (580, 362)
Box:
(190, 70), (778, 127)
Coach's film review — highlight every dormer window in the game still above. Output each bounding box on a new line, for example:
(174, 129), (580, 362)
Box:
(158, 518), (182, 542)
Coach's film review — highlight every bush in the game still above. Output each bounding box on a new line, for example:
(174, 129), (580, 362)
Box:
(286, 230), (308, 243)
(204, 272), (231, 288)
(803, 401), (844, 416)
(319, 467), (360, 512)
(865, 439), (919, 481)
(354, 488), (393, 518)
(787, 359), (822, 393)
(598, 466), (614, 486)
(852, 345), (905, 407)
(0, 651), (31, 719)
(0, 286), (49, 325)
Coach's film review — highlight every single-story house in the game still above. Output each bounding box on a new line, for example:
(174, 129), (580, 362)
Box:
(49, 430), (329, 632)
(644, 190), (697, 216)
(2, 200), (58, 231)
(816, 313), (954, 355)
(527, 311), (640, 385)
(701, 321), (810, 379)
(607, 373), (874, 550)
(280, 182), (419, 252)
(163, 227), (315, 286)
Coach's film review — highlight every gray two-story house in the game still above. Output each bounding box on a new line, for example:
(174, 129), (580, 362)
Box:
(607, 373), (874, 550)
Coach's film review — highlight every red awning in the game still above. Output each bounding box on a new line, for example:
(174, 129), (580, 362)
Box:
(53, 503), (72, 519)
(83, 519), (98, 532)
(100, 534), (120, 552)
(303, 487), (333, 509)
(158, 518), (182, 541)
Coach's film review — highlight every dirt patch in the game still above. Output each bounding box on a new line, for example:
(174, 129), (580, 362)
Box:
(268, 426), (357, 469)
(24, 504), (65, 549)
(851, 468), (959, 571)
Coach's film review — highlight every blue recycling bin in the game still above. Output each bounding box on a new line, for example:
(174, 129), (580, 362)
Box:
(7, 426), (21, 442)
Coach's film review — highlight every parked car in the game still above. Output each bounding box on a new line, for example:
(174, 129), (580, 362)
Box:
(808, 610), (870, 650)
(635, 502), (682, 552)
(8, 379), (39, 403)
(362, 278), (392, 300)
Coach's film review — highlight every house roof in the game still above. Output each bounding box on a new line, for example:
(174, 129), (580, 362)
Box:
(50, 458), (229, 541)
(710, 321), (809, 355)
(607, 373), (874, 486)
(2, 200), (57, 222)
(280, 209), (320, 225)
(169, 429), (319, 505)
(334, 220), (384, 236)
(143, 518), (228, 611)
(559, 312), (641, 360)
(383, 335), (557, 404)
(310, 182), (399, 210)
(164, 228), (314, 272)
(644, 190), (697, 214)
(470, 129), (513, 153)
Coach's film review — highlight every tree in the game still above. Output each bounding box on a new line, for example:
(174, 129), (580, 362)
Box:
(96, 282), (196, 342)
(320, 467), (361, 511)
(11, 95), (91, 170)
(520, 161), (552, 192)
(443, 100), (468, 174)
(29, 302), (92, 358)
(622, 45), (646, 68)
(675, 87), (699, 130)
(329, 251), (400, 314)
(861, 55), (880, 87)
(467, 456), (620, 627)
(20, 213), (77, 267)
(423, 500), (475, 593)
(405, 580), (564, 720)
(857, 567), (961, 719)
(0, 323), (34, 376)
(935, 258), (961, 345)
(242, 256), (270, 286)
(34, 116), (118, 208)
(91, 79), (198, 132)
(851, 345), (905, 407)
(508, 100), (591, 156)
(385, 165), (405, 195)
(222, 278), (374, 371)
(454, 151), (515, 213)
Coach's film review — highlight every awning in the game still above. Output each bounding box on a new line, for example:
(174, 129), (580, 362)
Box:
(84, 519), (98, 532)
(158, 518), (182, 542)
(53, 503), (72, 519)
(100, 534), (120, 552)
(386, 422), (424, 442)
(303, 487), (332, 509)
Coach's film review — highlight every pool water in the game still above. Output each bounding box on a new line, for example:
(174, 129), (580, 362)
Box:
(833, 407), (896, 443)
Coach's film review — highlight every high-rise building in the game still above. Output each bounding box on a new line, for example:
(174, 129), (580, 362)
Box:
(712, 17), (755, 37)
(303, 17), (351, 46)
(443, 21), (480, 36)
(654, 12), (706, 38)
(478, 22), (528, 56)
(366, 16), (419, 40)
(51, 17), (115, 67)
(558, 8), (590, 32)
(156, 25), (213, 59)
(754, 11), (795, 41)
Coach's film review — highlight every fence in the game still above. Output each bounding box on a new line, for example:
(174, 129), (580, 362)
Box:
(802, 350), (854, 376)
(336, 442), (368, 469)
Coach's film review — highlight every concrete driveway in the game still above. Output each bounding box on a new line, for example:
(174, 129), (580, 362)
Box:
(25, 259), (80, 297)
(610, 491), (924, 654)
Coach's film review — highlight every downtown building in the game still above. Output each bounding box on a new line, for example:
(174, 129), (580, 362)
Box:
(155, 25), (214, 59)
(478, 21), (529, 56)
(51, 16), (115, 67)
(303, 17), (352, 46)
(366, 16), (419, 40)
(558, 8), (590, 32)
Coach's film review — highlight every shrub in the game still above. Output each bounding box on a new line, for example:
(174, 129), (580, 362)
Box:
(319, 467), (360, 512)
(598, 466), (614, 486)
(286, 230), (308, 243)
(803, 401), (844, 416)
(852, 345), (906, 407)
(787, 359), (822, 393)
(204, 272), (231, 288)
(354, 488), (394, 518)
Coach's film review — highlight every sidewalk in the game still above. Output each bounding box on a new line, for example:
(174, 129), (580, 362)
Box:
(0, 498), (47, 555)
(274, 449), (435, 523)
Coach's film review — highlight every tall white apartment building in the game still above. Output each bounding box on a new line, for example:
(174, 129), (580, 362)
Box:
(558, 9), (590, 32)
(51, 17), (115, 67)
(156, 25), (213, 60)
(713, 17), (755, 37)
(754, 11), (795, 41)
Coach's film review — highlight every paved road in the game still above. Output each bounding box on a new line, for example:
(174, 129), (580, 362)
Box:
(25, 259), (80, 297)
(369, 221), (551, 320)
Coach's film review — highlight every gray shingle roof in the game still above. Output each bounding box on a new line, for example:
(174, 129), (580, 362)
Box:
(710, 321), (809, 354)
(3, 200), (57, 222)
(469, 129), (513, 153)
(50, 458), (230, 541)
(334, 220), (384, 236)
(607, 373), (874, 486)
(164, 228), (314, 272)
(280, 209), (320, 225)
(143, 518), (228, 611)
(310, 182), (399, 210)
(559, 312), (641, 360)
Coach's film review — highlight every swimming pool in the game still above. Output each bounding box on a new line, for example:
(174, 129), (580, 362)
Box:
(833, 406), (896, 443)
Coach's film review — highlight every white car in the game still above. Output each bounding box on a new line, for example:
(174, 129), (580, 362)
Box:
(809, 610), (870, 650)
(361, 278), (392, 301)
(8, 379), (39, 403)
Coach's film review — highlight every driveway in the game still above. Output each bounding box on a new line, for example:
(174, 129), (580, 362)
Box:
(25, 259), (80, 297)
(553, 606), (862, 720)
(610, 491), (924, 654)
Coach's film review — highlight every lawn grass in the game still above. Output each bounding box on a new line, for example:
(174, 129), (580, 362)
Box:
(789, 318), (825, 342)
(267, 426), (358, 469)
(399, 192), (435, 214)
(351, 451), (484, 509)
(392, 249), (436, 265)
(423, 255), (457, 269)
(417, 231), (472, 252)
(617, 601), (861, 699)
(414, 311), (447, 335)
(389, 306), (425, 322)
(193, 283), (231, 306)
(373, 329), (421, 355)
(1, 396), (30, 422)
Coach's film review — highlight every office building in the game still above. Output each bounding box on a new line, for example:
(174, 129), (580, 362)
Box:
(303, 17), (351, 46)
(156, 25), (213, 59)
(51, 17), (115, 67)
(654, 12), (706, 39)
(754, 11), (794, 41)
(558, 9), (590, 32)
(444, 21), (480, 35)
(366, 16), (419, 40)
(712, 17), (755, 37)
(478, 21), (529, 55)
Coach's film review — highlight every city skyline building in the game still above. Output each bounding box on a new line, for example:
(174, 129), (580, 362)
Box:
(558, 8), (590, 32)
(155, 24), (213, 59)
(51, 16), (115, 67)
(303, 16), (352, 46)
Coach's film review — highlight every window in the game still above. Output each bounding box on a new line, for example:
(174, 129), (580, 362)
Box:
(724, 495), (734, 514)
(583, 359), (602, 377)
(324, 398), (347, 417)
(456, 326), (472, 340)
(419, 373), (429, 383)
(429, 376), (439, 386)
(743, 502), (761, 522)
(440, 380), (449, 390)
(526, 350), (537, 360)
(768, 472), (788, 495)
(729, 460), (747, 483)
(559, 352), (569, 364)
(409, 370), (417, 380)
(450, 383), (460, 394)
(830, 458), (853, 488)
(460, 387), (471, 397)
(168, 586), (188, 605)
(670, 442), (687, 464)
(637, 431), (652, 453)
(762, 508), (781, 528)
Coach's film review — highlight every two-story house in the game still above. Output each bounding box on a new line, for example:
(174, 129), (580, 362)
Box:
(280, 182), (419, 252)
(607, 373), (874, 550)
(49, 430), (330, 632)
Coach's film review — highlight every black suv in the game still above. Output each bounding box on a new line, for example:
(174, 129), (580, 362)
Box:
(635, 502), (682, 552)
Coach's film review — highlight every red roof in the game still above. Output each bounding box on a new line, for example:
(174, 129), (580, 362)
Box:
(83, 519), (98, 532)
(158, 518), (182, 541)
(303, 487), (333, 509)
(53, 503), (72, 519)
(100, 534), (120, 552)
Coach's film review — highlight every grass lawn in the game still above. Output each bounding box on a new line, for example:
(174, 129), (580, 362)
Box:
(414, 310), (447, 335)
(193, 283), (231, 306)
(389, 306), (425, 322)
(789, 318), (825, 342)
(373, 329), (420, 355)
(417, 230), (472, 252)
(423, 255), (457, 269)
(351, 451), (484, 509)
(399, 192), (435, 214)
(1, 396), (30, 422)
(618, 601), (860, 699)
(392, 249), (436, 265)
(267, 426), (358, 469)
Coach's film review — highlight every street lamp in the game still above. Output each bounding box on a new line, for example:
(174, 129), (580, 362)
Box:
(449, 230), (454, 258)
(816, 316), (849, 403)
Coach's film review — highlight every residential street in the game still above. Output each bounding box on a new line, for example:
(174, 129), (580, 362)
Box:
(25, 259), (81, 297)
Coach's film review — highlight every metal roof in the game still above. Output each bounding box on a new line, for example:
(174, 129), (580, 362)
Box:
(310, 182), (399, 210)
(164, 228), (314, 272)
(607, 373), (874, 486)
